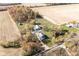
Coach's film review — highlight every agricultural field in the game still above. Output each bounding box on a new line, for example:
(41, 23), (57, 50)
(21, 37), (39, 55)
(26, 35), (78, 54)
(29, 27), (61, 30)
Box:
(0, 11), (21, 44)
(0, 11), (22, 56)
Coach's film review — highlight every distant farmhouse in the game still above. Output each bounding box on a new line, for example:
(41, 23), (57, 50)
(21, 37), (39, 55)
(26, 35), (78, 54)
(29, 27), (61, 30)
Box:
(22, 3), (47, 8)
(0, 3), (21, 11)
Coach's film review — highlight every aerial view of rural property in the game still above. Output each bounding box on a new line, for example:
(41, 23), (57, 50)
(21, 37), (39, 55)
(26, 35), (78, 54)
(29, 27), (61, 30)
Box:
(0, 3), (79, 56)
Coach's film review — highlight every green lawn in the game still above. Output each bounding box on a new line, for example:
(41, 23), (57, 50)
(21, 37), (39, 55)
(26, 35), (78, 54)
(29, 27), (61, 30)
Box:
(37, 18), (79, 47)
(37, 19), (57, 46)
(61, 25), (78, 33)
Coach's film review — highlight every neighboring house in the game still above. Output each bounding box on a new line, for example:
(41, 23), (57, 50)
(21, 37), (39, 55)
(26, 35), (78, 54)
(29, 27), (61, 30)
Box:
(32, 25), (42, 33)
(22, 3), (47, 7)
(32, 25), (47, 40)
(75, 23), (79, 28)
(38, 32), (46, 40)
(33, 25), (41, 30)
(66, 23), (79, 28)
(32, 25), (48, 41)
(66, 23), (74, 27)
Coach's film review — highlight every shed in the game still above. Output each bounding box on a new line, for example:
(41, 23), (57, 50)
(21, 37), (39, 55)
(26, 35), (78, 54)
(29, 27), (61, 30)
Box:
(38, 32), (48, 40)
(33, 25), (41, 31)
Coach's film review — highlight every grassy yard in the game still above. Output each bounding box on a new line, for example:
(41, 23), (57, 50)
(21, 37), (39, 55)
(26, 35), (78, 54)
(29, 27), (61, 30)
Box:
(37, 18), (79, 47)
(61, 24), (78, 33)
(37, 18), (57, 47)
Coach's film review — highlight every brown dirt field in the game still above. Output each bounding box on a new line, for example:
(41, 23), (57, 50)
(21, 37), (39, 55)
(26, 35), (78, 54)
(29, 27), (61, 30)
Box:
(0, 11), (22, 56)
(32, 4), (79, 25)
(0, 11), (21, 42)
(0, 46), (22, 56)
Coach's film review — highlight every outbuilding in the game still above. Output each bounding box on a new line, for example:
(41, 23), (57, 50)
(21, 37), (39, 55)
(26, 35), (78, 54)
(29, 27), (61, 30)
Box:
(32, 25), (42, 32)
(38, 32), (48, 40)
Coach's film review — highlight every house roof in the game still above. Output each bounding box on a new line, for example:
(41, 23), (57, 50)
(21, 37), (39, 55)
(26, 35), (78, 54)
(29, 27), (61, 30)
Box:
(0, 11), (21, 42)
(32, 4), (79, 25)
(33, 25), (41, 30)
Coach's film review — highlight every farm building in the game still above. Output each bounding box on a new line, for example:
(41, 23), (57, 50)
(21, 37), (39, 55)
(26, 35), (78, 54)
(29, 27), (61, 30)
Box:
(0, 11), (21, 43)
(22, 3), (47, 7)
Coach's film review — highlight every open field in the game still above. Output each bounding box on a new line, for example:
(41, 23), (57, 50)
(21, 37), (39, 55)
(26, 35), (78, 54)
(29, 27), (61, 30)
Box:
(32, 4), (79, 25)
(0, 46), (22, 56)
(0, 11), (21, 42)
(0, 11), (22, 56)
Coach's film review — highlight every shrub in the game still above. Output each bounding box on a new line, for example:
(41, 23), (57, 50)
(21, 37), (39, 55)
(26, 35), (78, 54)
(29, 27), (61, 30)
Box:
(22, 42), (44, 56)
(8, 6), (35, 23)
(70, 33), (77, 38)
(1, 40), (21, 48)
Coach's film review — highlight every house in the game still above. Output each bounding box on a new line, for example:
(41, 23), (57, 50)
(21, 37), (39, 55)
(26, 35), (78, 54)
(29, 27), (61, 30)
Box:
(66, 22), (79, 28)
(38, 32), (49, 40)
(32, 25), (42, 34)
(32, 25), (42, 32)
(74, 23), (79, 28)
(38, 32), (46, 40)
(66, 23), (74, 27)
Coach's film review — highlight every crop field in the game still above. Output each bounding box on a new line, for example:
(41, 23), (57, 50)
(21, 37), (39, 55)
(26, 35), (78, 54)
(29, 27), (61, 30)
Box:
(32, 4), (79, 25)
(0, 11), (21, 43)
